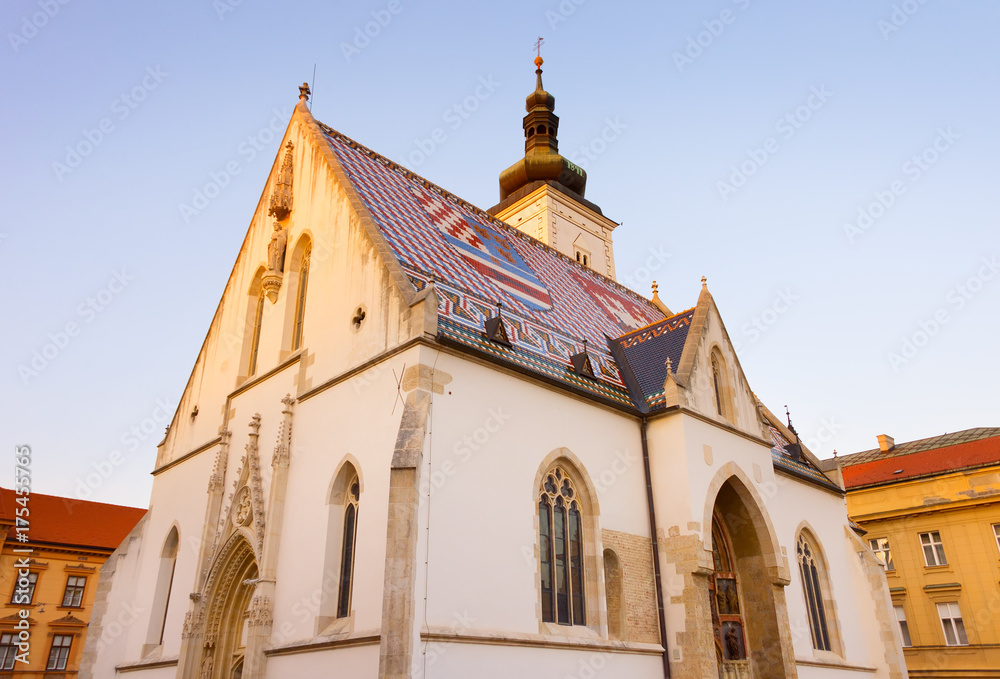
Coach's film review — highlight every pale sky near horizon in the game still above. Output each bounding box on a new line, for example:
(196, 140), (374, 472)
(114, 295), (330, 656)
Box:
(2, 1), (998, 508)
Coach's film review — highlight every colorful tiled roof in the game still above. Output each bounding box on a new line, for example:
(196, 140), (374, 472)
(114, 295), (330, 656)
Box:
(837, 427), (1000, 466)
(314, 119), (845, 496)
(841, 432), (1000, 489)
(769, 427), (841, 492)
(0, 488), (146, 551)
(321, 124), (667, 407)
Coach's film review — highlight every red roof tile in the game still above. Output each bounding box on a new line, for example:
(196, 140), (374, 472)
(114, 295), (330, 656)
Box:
(0, 488), (145, 551)
(842, 435), (1000, 489)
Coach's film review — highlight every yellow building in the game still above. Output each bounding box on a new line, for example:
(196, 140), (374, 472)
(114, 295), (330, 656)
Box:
(0, 487), (145, 678)
(833, 428), (1000, 678)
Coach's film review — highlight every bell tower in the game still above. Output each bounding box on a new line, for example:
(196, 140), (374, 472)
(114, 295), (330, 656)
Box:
(489, 53), (619, 280)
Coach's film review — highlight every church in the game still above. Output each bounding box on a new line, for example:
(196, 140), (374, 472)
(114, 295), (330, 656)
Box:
(84, 59), (908, 679)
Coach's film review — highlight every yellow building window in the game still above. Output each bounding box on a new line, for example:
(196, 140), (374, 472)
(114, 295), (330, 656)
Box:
(919, 531), (947, 566)
(869, 537), (894, 570)
(894, 605), (912, 647)
(993, 524), (1000, 554)
(937, 602), (968, 646)
(46, 636), (72, 671)
(0, 634), (18, 670)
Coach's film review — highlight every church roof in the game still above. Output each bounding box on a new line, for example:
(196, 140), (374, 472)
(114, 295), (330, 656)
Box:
(612, 309), (695, 410)
(769, 427), (842, 493)
(319, 123), (668, 408)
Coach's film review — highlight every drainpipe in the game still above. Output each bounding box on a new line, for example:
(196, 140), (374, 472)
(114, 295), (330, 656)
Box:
(641, 416), (672, 679)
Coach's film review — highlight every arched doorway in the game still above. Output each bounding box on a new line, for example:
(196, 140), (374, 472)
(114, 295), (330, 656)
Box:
(706, 472), (795, 679)
(200, 533), (259, 679)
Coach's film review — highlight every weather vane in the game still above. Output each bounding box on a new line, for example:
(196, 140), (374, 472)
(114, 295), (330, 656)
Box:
(535, 36), (544, 59)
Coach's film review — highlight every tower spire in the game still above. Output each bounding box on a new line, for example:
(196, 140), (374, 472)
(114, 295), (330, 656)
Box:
(496, 50), (588, 201)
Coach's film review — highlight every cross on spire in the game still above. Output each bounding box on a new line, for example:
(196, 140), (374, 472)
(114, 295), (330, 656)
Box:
(534, 36), (544, 59)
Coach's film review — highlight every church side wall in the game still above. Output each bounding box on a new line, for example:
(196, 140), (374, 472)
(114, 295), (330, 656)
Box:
(407, 350), (662, 677)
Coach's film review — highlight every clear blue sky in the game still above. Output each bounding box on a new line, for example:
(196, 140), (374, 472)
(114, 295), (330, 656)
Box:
(2, 0), (998, 508)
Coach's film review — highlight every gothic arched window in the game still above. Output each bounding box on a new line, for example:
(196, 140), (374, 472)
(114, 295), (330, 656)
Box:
(145, 527), (178, 649)
(711, 514), (747, 663)
(337, 474), (360, 619)
(797, 533), (832, 651)
(538, 466), (585, 626)
(291, 247), (310, 351)
(247, 290), (265, 377)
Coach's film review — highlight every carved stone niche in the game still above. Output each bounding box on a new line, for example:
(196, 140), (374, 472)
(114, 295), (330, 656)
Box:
(268, 141), (293, 221)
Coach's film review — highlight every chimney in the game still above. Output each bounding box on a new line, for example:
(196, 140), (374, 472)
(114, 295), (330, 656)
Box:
(877, 434), (895, 453)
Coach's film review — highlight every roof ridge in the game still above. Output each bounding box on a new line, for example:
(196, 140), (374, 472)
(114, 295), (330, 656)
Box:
(316, 120), (667, 320)
(616, 306), (696, 339)
(838, 427), (1000, 464)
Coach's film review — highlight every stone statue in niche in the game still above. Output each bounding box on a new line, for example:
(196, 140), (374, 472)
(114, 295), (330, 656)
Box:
(267, 221), (287, 273)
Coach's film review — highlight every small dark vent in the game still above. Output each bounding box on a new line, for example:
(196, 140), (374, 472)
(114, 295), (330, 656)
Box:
(484, 302), (512, 348)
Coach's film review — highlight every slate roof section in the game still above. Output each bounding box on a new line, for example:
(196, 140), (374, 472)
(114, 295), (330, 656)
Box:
(319, 123), (667, 404)
(836, 427), (1000, 466)
(612, 309), (695, 409)
(0, 487), (146, 551)
(769, 427), (842, 493)
(840, 432), (1000, 489)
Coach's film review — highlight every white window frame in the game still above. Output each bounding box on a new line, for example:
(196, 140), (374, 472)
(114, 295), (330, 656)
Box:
(937, 602), (968, 646)
(46, 635), (73, 671)
(894, 605), (912, 647)
(869, 537), (894, 570)
(919, 531), (947, 567)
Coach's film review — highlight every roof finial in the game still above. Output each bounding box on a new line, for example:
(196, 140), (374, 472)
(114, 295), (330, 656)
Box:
(665, 357), (673, 374)
(701, 275), (707, 288)
(299, 82), (311, 102)
(833, 449), (838, 459)
(652, 280), (658, 295)
(533, 37), (545, 89)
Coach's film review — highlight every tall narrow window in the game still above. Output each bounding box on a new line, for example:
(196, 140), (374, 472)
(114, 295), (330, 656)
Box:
(291, 249), (310, 350)
(0, 634), (18, 670)
(993, 524), (1000, 554)
(894, 605), (912, 647)
(869, 537), (894, 570)
(538, 466), (585, 625)
(337, 474), (360, 618)
(146, 527), (179, 649)
(712, 355), (724, 416)
(46, 635), (72, 671)
(10, 571), (37, 604)
(61, 576), (86, 607)
(797, 533), (831, 651)
(247, 291), (265, 376)
(711, 515), (747, 663)
(919, 531), (947, 566)
(937, 602), (968, 646)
